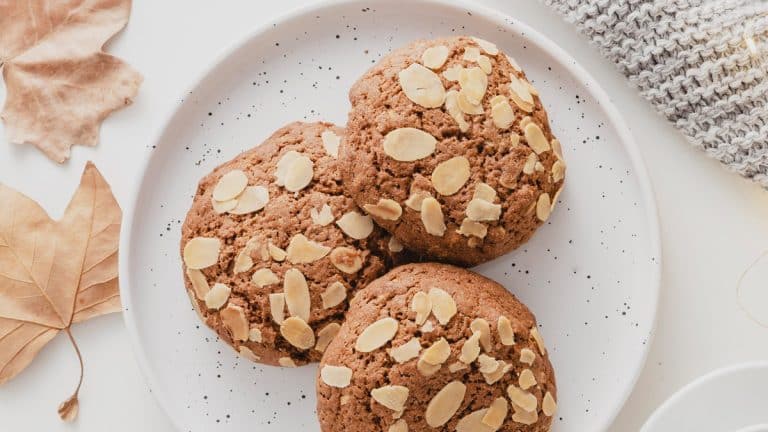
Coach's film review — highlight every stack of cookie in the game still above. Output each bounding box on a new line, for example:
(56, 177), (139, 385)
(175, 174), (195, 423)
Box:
(180, 36), (565, 432)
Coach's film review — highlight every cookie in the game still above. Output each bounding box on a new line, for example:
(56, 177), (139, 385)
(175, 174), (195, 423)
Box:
(316, 263), (557, 432)
(340, 36), (566, 266)
(180, 122), (407, 367)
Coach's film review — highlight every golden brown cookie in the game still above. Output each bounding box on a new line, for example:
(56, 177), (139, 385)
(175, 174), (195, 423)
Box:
(316, 263), (557, 432)
(180, 122), (407, 367)
(341, 36), (566, 266)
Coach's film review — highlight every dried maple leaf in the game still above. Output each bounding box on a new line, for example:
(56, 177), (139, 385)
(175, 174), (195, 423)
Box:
(0, 0), (142, 162)
(0, 162), (121, 421)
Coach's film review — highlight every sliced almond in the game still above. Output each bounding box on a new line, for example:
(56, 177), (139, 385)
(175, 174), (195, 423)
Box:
(444, 90), (470, 132)
(286, 233), (331, 263)
(522, 152), (538, 175)
(321, 281), (347, 309)
(230, 185), (269, 214)
(280, 316), (315, 349)
(211, 197), (238, 214)
(389, 338), (421, 363)
(320, 365), (352, 388)
(425, 381), (466, 427)
(364, 199), (402, 221)
(483, 360), (511, 384)
(519, 116), (534, 129)
(383, 127), (437, 161)
(404, 189), (432, 211)
(428, 288), (456, 325)
(248, 326), (263, 343)
(458, 66), (487, 105)
(420, 197), (446, 236)
(536, 193), (551, 222)
(432, 156), (470, 196)
(457, 218), (487, 239)
(456, 409), (492, 432)
(552, 160), (566, 183)
(355, 317), (399, 352)
(542, 392), (557, 416)
(524, 122), (550, 154)
(520, 348), (536, 365)
(473, 183), (497, 202)
(233, 247), (255, 275)
(269, 293), (286, 324)
(330, 246), (364, 273)
(284, 268), (310, 321)
(284, 154), (314, 192)
(238, 346), (260, 362)
(490, 95), (506, 107)
(443, 65), (463, 81)
(497, 316), (516, 345)
(511, 406), (538, 425)
(371, 385), (409, 412)
(183, 237), (221, 269)
(534, 161), (545, 172)
(278, 357), (297, 368)
(411, 291), (432, 325)
(422, 45), (450, 69)
(463, 46), (481, 61)
(220, 304), (249, 341)
(477, 354), (499, 373)
(336, 211), (374, 239)
(398, 63), (446, 108)
(275, 150), (300, 185)
(310, 203), (335, 226)
(459, 331), (482, 363)
(186, 268), (210, 300)
(268, 243), (287, 261)
(510, 132), (521, 147)
(482, 397), (509, 430)
(417, 358), (442, 376)
(551, 138), (563, 160)
(448, 361), (468, 373)
(507, 385), (537, 413)
(457, 90), (484, 115)
(470, 318), (492, 352)
(478, 55), (492, 74)
(471, 37), (499, 55)
(530, 327), (547, 355)
(204, 283), (231, 310)
(388, 236), (404, 252)
(252, 268), (279, 287)
(466, 198), (502, 221)
(315, 322), (341, 352)
(321, 130), (341, 158)
(421, 337), (451, 365)
(389, 419), (408, 432)
(491, 99), (515, 129)
(519, 369), (537, 390)
(525, 80), (539, 96)
(213, 169), (248, 201)
(421, 320), (435, 333)
(509, 75), (534, 112)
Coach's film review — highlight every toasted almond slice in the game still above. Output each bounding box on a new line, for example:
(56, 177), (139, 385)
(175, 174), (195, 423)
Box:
(248, 326), (262, 342)
(269, 293), (285, 324)
(534, 161), (545, 172)
(389, 419), (408, 432)
(231, 185), (269, 215)
(457, 90), (484, 115)
(417, 358), (441, 376)
(536, 193), (551, 222)
(458, 66), (487, 105)
(519, 116), (534, 129)
(388, 236), (404, 252)
(257, 243), (270, 261)
(284, 268), (310, 321)
(444, 90), (470, 132)
(511, 405), (538, 425)
(422, 45), (450, 69)
(220, 304), (249, 341)
(275, 150), (300, 185)
(213, 169), (248, 201)
(183, 237), (221, 269)
(520, 348), (536, 365)
(482, 397), (509, 430)
(321, 281), (347, 309)
(420, 198), (446, 236)
(355, 317), (399, 352)
(507, 385), (538, 413)
(278, 357), (297, 368)
(443, 65), (463, 81)
(459, 331), (482, 363)
(428, 288), (456, 325)
(522, 152), (538, 175)
(280, 316), (315, 349)
(524, 122), (550, 154)
(320, 365), (353, 388)
(497, 316), (516, 345)
(404, 189), (432, 211)
(432, 156), (470, 196)
(552, 160), (566, 183)
(471, 37), (499, 55)
(310, 203), (335, 226)
(330, 246), (364, 273)
(268, 243), (287, 261)
(530, 327), (547, 355)
(321, 130), (341, 158)
(233, 243), (256, 275)
(519, 369), (537, 390)
(286, 233), (331, 264)
(491, 99), (515, 129)
(371, 385), (409, 412)
(411, 291), (432, 325)
(466, 198), (502, 222)
(448, 361), (468, 373)
(336, 211), (374, 239)
(315, 322), (341, 352)
(364, 199), (402, 221)
(510, 132), (521, 147)
(525, 80), (539, 96)
(542, 392), (557, 416)
(389, 338), (421, 363)
(477, 354), (499, 373)
(473, 183), (497, 202)
(509, 75), (534, 112)
(456, 409), (492, 432)
(204, 283), (231, 310)
(425, 381), (466, 427)
(483, 360), (511, 384)
(420, 320), (435, 333)
(251, 268), (279, 288)
(478, 55), (492, 74)
(186, 268), (210, 300)
(551, 138), (563, 160)
(470, 318), (492, 352)
(489, 95), (506, 107)
(398, 63), (446, 108)
(211, 197), (238, 214)
(421, 337), (451, 365)
(238, 345), (260, 361)
(284, 154), (314, 192)
(463, 46), (481, 61)
(457, 218), (487, 239)
(383, 127), (437, 161)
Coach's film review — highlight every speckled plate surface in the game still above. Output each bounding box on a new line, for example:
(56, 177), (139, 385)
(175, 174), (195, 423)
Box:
(120, 1), (661, 431)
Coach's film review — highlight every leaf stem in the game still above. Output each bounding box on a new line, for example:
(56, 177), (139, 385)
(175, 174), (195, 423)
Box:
(64, 327), (84, 397)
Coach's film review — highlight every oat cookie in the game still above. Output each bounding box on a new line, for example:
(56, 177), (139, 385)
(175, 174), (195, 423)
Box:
(341, 36), (566, 266)
(316, 263), (557, 431)
(180, 122), (406, 366)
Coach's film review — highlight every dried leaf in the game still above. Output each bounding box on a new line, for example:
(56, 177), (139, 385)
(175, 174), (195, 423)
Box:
(0, 0), (142, 162)
(57, 393), (79, 422)
(0, 162), (122, 421)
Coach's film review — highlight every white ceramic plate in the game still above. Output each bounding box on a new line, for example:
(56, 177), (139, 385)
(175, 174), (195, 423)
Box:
(120, 1), (661, 430)
(642, 362), (768, 432)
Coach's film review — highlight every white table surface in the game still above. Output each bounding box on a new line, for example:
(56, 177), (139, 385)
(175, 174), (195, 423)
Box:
(1, 1), (767, 431)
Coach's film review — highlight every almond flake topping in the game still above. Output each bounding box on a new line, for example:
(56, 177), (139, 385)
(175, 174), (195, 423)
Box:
(458, 66), (488, 105)
(417, 358), (442, 377)
(421, 337), (451, 365)
(186, 268), (210, 300)
(425, 381), (466, 427)
(524, 122), (550, 154)
(364, 198), (402, 221)
(383, 127), (437, 161)
(473, 183), (497, 202)
(456, 409), (491, 432)
(483, 360), (512, 384)
(183, 237), (220, 269)
(315, 322), (341, 353)
(463, 46), (481, 61)
(280, 316), (315, 349)
(321, 281), (347, 309)
(471, 37), (499, 55)
(278, 357), (297, 368)
(398, 63), (446, 108)
(336, 211), (374, 239)
(428, 288), (456, 324)
(443, 65), (463, 81)
(509, 75), (534, 112)
(422, 45), (450, 69)
(389, 338), (421, 363)
(530, 327), (547, 355)
(268, 243), (287, 261)
(355, 317), (399, 352)
(457, 218), (487, 239)
(478, 55), (492, 74)
(457, 89), (484, 115)
(275, 150), (314, 192)
(432, 156), (470, 196)
(444, 90), (470, 132)
(213, 169), (248, 201)
(286, 233), (331, 264)
(491, 98), (515, 129)
(421, 197), (446, 237)
(520, 348), (536, 365)
(536, 193), (552, 222)
(470, 318), (492, 352)
(321, 130), (341, 158)
(542, 392), (557, 416)
(248, 326), (262, 342)
(552, 160), (566, 183)
(269, 293), (286, 324)
(482, 397), (509, 430)
(283, 268), (310, 321)
(497, 315), (516, 345)
(466, 198), (502, 221)
(411, 291), (432, 325)
(389, 419), (408, 432)
(371, 385), (410, 412)
(330, 246), (364, 273)
(220, 304), (249, 341)
(204, 283), (230, 310)
(507, 385), (538, 413)
(238, 346), (260, 362)
(459, 331), (482, 364)
(310, 203), (335, 226)
(519, 369), (537, 390)
(404, 189), (432, 211)
(477, 354), (499, 374)
(230, 185), (269, 215)
(320, 365), (352, 388)
(211, 196), (238, 214)
(251, 268), (279, 287)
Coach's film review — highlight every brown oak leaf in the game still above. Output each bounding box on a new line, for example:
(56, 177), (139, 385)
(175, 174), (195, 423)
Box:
(0, 0), (142, 162)
(0, 162), (121, 421)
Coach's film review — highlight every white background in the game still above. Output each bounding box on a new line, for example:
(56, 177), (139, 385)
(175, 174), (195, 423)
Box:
(0, 1), (766, 431)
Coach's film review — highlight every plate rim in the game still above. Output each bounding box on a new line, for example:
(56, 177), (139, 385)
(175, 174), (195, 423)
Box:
(118, 0), (663, 430)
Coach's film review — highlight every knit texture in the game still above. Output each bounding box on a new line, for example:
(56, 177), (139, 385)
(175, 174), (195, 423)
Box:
(545, 0), (768, 187)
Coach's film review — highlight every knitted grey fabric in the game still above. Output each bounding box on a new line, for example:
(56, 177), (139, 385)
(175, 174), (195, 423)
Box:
(544, 0), (768, 187)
